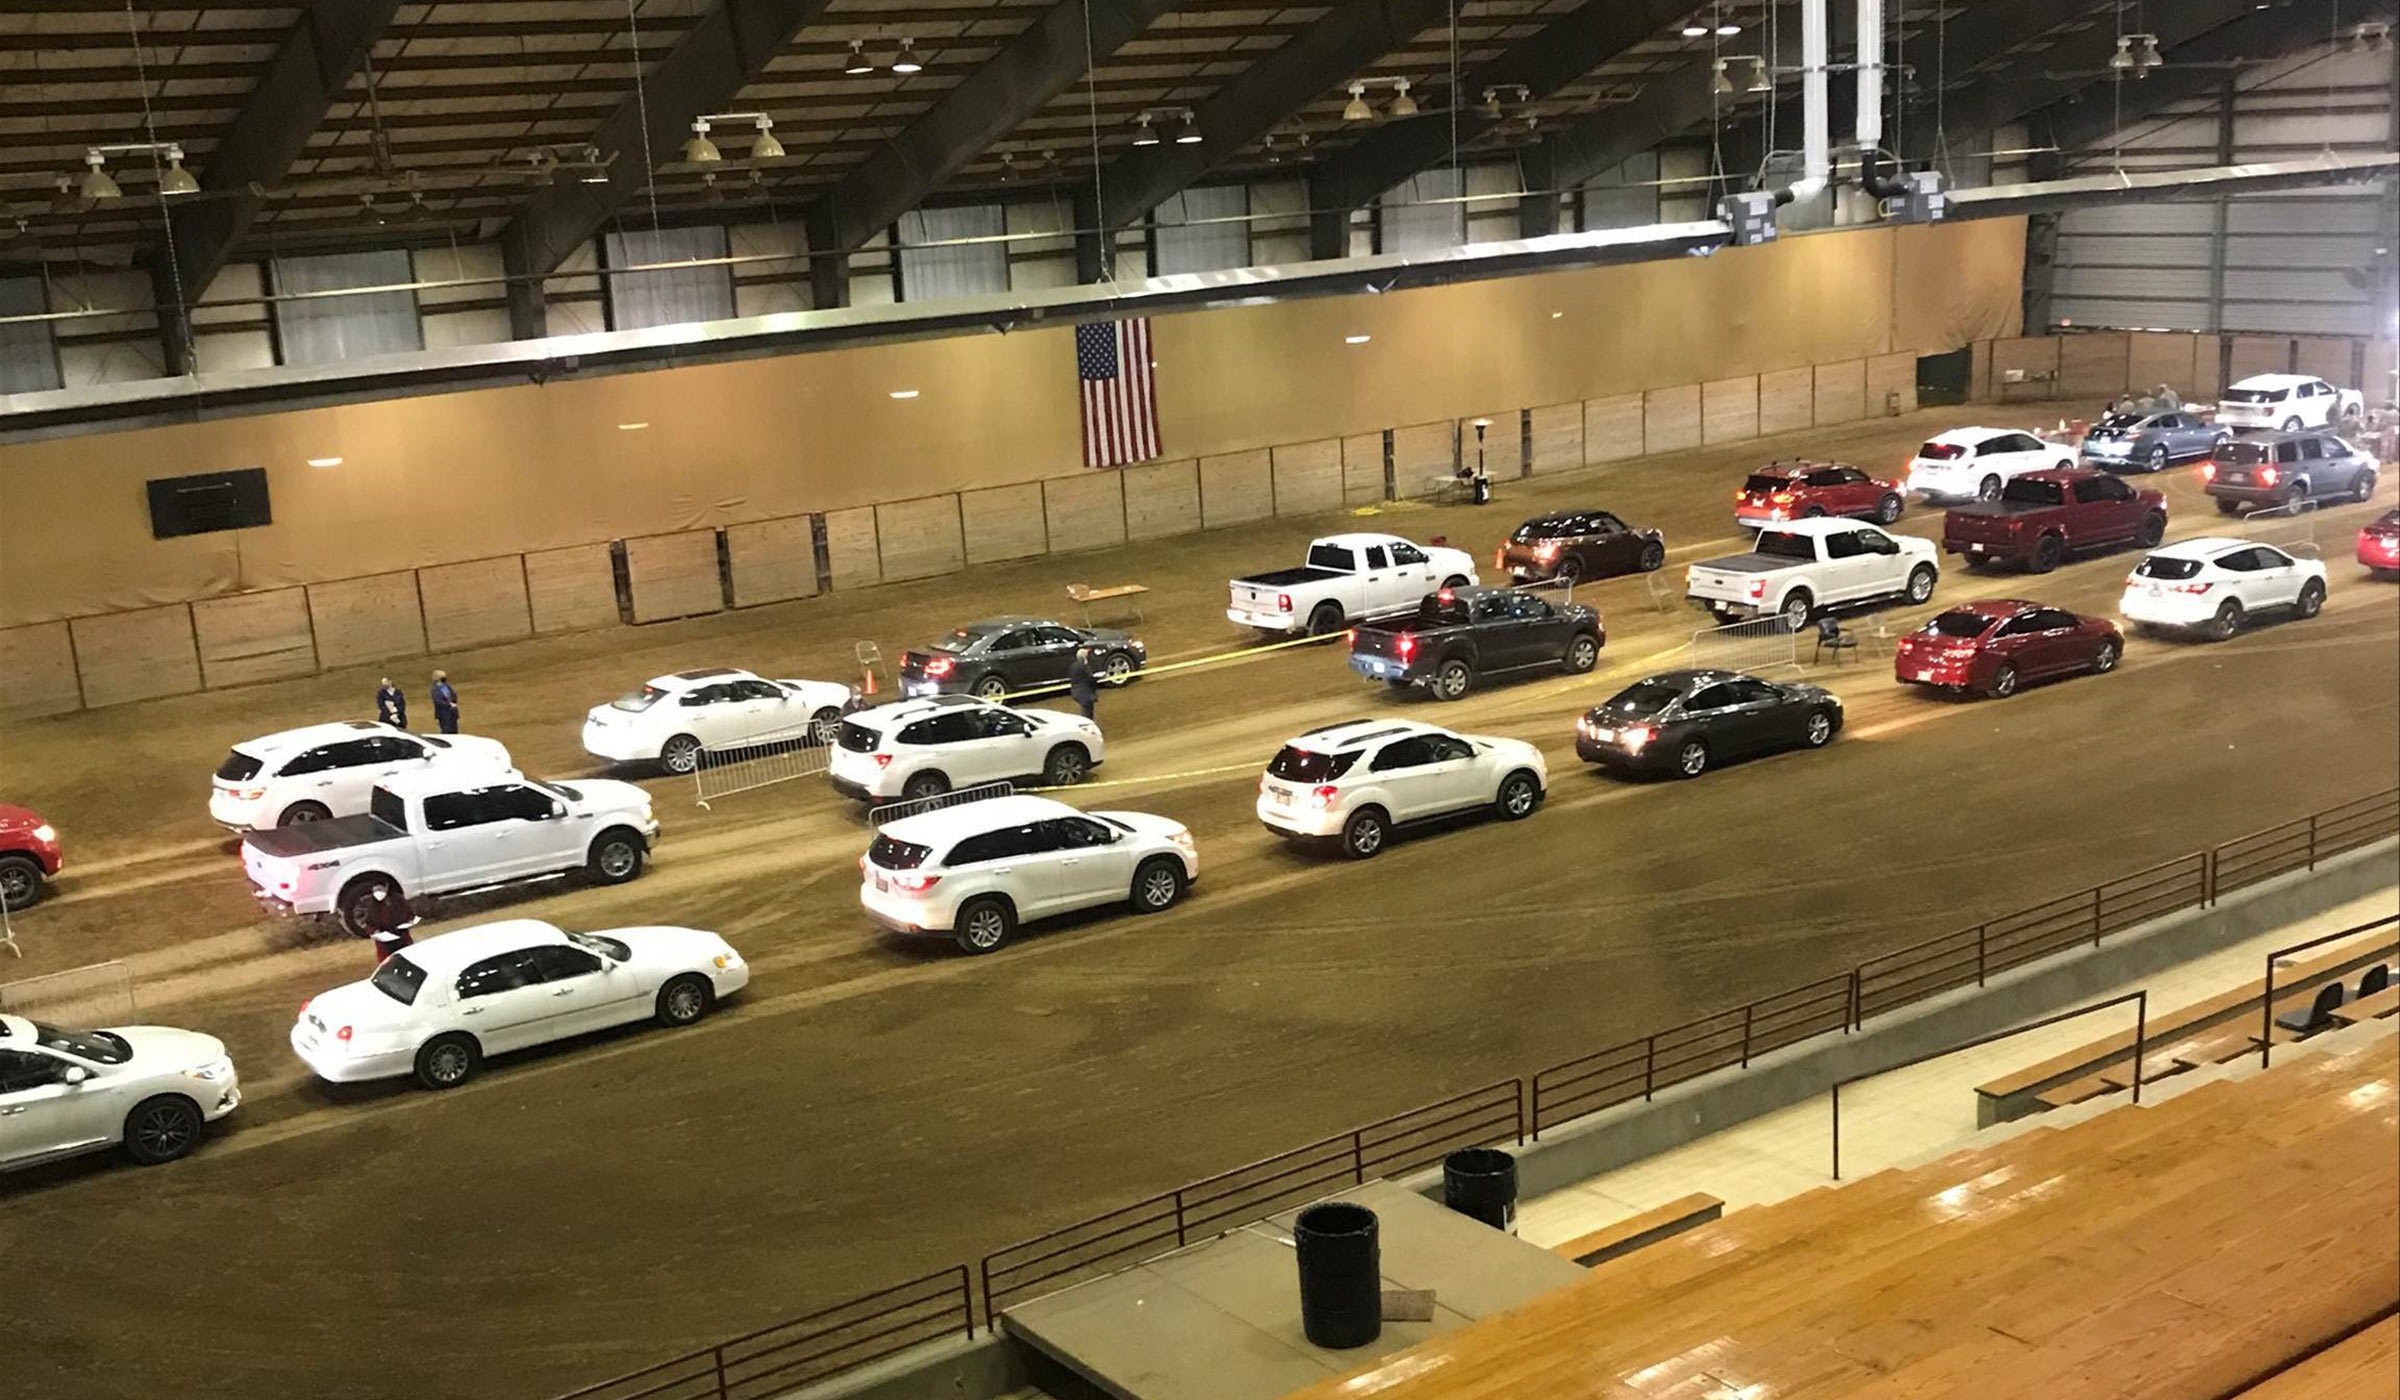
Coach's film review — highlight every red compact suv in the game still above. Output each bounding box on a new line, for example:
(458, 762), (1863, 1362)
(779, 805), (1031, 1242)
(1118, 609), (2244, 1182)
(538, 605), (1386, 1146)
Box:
(0, 803), (62, 909)
(1733, 461), (1906, 529)
(1894, 601), (2123, 700)
(2360, 509), (2400, 578)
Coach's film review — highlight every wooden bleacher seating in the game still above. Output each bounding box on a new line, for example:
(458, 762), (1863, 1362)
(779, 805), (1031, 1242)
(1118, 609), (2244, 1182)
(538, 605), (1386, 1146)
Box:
(1286, 1029), (2400, 1400)
(2331, 984), (2400, 1025)
(1545, 1193), (1723, 1268)
(1065, 581), (1147, 625)
(2231, 1315), (2398, 1400)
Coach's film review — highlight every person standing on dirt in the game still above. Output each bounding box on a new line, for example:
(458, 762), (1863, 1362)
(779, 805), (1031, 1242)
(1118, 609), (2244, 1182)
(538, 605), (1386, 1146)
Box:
(429, 670), (460, 735)
(1068, 646), (1099, 721)
(360, 884), (417, 965)
(375, 677), (407, 729)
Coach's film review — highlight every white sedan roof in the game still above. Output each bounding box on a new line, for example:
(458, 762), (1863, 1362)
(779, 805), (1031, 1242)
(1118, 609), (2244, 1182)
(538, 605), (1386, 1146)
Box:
(644, 667), (761, 692)
(393, 919), (571, 975)
(878, 793), (1082, 844)
(234, 720), (399, 757)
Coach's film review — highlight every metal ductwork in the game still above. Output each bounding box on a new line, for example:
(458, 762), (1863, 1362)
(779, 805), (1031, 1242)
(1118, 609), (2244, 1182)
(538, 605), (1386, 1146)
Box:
(1775, 0), (1832, 208)
(1855, 0), (1910, 202)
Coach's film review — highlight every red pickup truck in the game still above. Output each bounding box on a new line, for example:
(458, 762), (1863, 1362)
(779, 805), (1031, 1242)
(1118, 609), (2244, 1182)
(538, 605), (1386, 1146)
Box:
(1942, 468), (2166, 574)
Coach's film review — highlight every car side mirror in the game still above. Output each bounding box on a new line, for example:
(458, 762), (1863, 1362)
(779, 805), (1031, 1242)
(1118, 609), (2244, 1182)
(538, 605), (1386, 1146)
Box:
(549, 801), (568, 820)
(61, 1065), (89, 1086)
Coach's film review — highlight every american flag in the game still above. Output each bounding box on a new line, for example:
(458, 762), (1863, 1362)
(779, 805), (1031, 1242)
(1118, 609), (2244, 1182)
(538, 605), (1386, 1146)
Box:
(1076, 319), (1160, 468)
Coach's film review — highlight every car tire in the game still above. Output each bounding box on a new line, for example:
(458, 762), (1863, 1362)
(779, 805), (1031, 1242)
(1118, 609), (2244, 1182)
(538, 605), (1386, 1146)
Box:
(120, 1094), (203, 1166)
(1101, 652), (1137, 685)
(1988, 662), (2020, 699)
(1801, 708), (1837, 748)
(2146, 444), (2169, 470)
(659, 734), (703, 775)
(808, 707), (842, 745)
(2137, 511), (2166, 548)
(972, 673), (1010, 701)
(278, 801), (332, 826)
(1802, 505), (1828, 519)
(1562, 633), (1600, 674)
(1441, 575), (1469, 590)
(1977, 475), (2003, 502)
(2027, 534), (2064, 574)
(588, 829), (646, 884)
(1341, 807), (1389, 860)
(901, 770), (951, 802)
(2282, 416), (2304, 432)
(1638, 538), (1667, 572)
(2353, 469), (2379, 504)
(2283, 479), (2311, 511)
(1874, 493), (1904, 525)
(2092, 639), (2121, 674)
(1042, 743), (1091, 786)
(2207, 598), (2244, 641)
(1307, 602), (1346, 637)
(1905, 564), (1938, 605)
(1493, 770), (1541, 821)
(1554, 556), (1584, 586)
(2215, 497), (2243, 516)
(1779, 590), (1814, 630)
(0, 854), (45, 910)
(1431, 658), (1474, 701)
(2294, 579), (2326, 619)
(953, 897), (1015, 954)
(335, 874), (400, 939)
(1129, 857), (1186, 914)
(1674, 738), (1711, 779)
(654, 973), (713, 1027)
(413, 1033), (479, 1091)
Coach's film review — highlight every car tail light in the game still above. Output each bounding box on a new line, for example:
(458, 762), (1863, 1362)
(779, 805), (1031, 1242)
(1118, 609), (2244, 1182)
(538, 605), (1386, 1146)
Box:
(1398, 634), (1416, 659)
(277, 880), (292, 893)
(1769, 492), (1795, 504)
(1622, 725), (1656, 751)
(858, 854), (869, 875)
(1495, 547), (1506, 569)
(1535, 543), (1559, 560)
(923, 656), (953, 678)
(1733, 490), (1748, 503)
(873, 753), (894, 769)
(2257, 466), (2279, 487)
(1278, 593), (1293, 612)
(2199, 461), (2216, 482)
(2170, 582), (2214, 595)
(1747, 578), (1767, 600)
(888, 873), (941, 893)
(231, 786), (266, 802)
(1309, 785), (1340, 810)
(336, 1025), (353, 1043)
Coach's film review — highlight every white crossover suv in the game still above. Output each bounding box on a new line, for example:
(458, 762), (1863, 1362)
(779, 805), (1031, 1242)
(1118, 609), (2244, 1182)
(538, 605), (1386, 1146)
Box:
(1256, 718), (1547, 859)
(828, 697), (1105, 802)
(0, 1012), (240, 1171)
(2214, 374), (2363, 434)
(1906, 428), (2077, 502)
(860, 794), (1197, 953)
(583, 667), (855, 775)
(209, 721), (511, 830)
(2119, 538), (2328, 641)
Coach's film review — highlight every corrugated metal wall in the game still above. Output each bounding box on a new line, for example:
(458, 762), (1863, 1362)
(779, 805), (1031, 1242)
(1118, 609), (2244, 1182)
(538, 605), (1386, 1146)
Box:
(2050, 42), (2395, 337)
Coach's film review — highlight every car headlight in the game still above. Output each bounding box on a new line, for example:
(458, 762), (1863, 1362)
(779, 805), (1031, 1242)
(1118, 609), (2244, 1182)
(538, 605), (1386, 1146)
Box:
(713, 952), (741, 969)
(184, 1057), (234, 1083)
(31, 823), (55, 843)
(640, 804), (655, 823)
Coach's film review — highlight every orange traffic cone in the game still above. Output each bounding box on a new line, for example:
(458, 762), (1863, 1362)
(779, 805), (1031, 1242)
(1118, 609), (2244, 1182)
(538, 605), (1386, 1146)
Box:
(862, 668), (877, 696)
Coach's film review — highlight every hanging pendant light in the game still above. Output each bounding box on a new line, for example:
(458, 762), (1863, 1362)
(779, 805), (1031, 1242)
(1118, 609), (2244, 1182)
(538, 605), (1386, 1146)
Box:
(1712, 58), (1735, 95)
(843, 39), (874, 75)
(750, 116), (785, 160)
(1342, 83), (1372, 121)
(1174, 109), (1203, 144)
(2135, 33), (2162, 73)
(889, 37), (922, 74)
(1388, 80), (1418, 118)
(158, 146), (199, 196)
(2109, 35), (2136, 72)
(682, 119), (721, 163)
(1131, 113), (1160, 147)
(1747, 57), (1772, 93)
(80, 150), (121, 201)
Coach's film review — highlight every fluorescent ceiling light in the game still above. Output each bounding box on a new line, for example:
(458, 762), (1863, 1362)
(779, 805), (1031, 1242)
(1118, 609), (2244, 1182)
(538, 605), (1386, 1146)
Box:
(1344, 334), (1371, 344)
(889, 389), (920, 399)
(306, 456), (343, 468)
(1681, 25), (1710, 37)
(617, 422), (650, 431)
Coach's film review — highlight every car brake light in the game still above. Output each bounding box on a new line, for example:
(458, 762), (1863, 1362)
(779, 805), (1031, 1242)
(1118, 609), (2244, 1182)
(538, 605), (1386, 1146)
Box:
(2172, 582), (2214, 595)
(232, 786), (266, 802)
(1622, 725), (1656, 751)
(1769, 492), (1795, 504)
(2199, 461), (2216, 482)
(923, 656), (953, 677)
(1278, 593), (1293, 612)
(2257, 466), (2279, 487)
(858, 854), (869, 875)
(873, 753), (894, 769)
(1747, 578), (1767, 600)
(1310, 785), (1341, 810)
(336, 1025), (353, 1043)
(888, 873), (941, 892)
(1398, 634), (1416, 659)
(1733, 490), (1748, 503)
(1534, 543), (1559, 560)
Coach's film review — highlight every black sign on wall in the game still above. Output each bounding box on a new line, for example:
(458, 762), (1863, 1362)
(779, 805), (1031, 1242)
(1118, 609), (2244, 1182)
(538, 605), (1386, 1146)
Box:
(146, 468), (273, 539)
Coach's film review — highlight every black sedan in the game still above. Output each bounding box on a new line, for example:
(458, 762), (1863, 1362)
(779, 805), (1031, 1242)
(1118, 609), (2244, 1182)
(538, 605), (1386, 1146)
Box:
(1576, 669), (1842, 779)
(1495, 509), (1665, 585)
(899, 617), (1146, 701)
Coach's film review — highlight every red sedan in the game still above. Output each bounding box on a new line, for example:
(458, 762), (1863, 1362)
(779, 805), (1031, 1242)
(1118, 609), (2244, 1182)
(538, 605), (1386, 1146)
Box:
(2360, 509), (2400, 579)
(1894, 600), (2123, 699)
(0, 803), (62, 909)
(1734, 460), (1906, 529)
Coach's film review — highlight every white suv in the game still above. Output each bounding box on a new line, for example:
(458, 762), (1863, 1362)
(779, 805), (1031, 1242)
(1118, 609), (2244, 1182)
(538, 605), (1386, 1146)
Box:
(860, 794), (1197, 953)
(2215, 374), (2363, 433)
(0, 1012), (240, 1171)
(828, 697), (1105, 802)
(1906, 428), (2076, 502)
(2119, 537), (2328, 640)
(210, 721), (512, 830)
(1256, 718), (1546, 859)
(582, 667), (854, 775)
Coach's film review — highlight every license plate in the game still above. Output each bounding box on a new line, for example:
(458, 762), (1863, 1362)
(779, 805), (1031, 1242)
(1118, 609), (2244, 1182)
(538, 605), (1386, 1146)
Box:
(2224, 472), (2248, 483)
(1967, 544), (1986, 554)
(1266, 784), (1293, 805)
(874, 874), (890, 892)
(1362, 659), (1388, 675)
(1590, 727), (1615, 743)
(1916, 669), (1938, 682)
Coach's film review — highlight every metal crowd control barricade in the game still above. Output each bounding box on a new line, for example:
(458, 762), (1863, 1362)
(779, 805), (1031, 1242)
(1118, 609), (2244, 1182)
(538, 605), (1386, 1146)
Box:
(1686, 613), (1801, 674)
(691, 735), (835, 810)
(868, 781), (1015, 827)
(0, 960), (135, 1025)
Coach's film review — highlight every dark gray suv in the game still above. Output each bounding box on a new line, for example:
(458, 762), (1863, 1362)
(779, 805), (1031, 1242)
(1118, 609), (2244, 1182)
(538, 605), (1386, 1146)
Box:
(898, 617), (1146, 700)
(2205, 431), (2380, 515)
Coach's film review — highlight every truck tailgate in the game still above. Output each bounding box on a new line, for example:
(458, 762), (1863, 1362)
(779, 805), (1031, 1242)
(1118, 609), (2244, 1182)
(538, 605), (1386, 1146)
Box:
(1943, 505), (2034, 547)
(1229, 581), (1297, 617)
(1687, 553), (1795, 597)
(242, 815), (395, 859)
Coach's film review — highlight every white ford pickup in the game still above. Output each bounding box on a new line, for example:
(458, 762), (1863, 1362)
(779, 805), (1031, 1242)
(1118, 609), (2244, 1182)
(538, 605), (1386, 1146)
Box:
(1685, 519), (1939, 629)
(242, 769), (659, 936)
(1227, 533), (1479, 636)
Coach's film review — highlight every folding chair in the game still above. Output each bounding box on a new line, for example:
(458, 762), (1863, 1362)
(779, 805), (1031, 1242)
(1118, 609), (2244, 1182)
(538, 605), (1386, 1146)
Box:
(1812, 616), (1859, 665)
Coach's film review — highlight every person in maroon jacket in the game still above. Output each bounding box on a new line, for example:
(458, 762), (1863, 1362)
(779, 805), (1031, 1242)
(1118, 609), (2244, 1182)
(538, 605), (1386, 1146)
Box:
(359, 883), (419, 964)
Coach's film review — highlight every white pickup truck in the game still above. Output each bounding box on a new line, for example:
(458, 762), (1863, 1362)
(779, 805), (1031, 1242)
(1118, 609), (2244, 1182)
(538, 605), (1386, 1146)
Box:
(1686, 518), (1939, 629)
(1227, 532), (1480, 636)
(242, 769), (659, 936)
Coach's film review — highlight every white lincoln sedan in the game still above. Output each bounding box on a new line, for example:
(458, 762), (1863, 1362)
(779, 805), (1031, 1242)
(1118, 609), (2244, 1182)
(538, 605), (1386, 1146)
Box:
(1, 1012), (240, 1171)
(583, 667), (854, 775)
(292, 919), (748, 1090)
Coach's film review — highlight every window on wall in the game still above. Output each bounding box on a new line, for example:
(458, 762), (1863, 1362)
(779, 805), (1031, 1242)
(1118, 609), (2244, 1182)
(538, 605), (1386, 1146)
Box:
(271, 249), (423, 366)
(603, 226), (735, 330)
(1153, 186), (1250, 275)
(897, 204), (1007, 300)
(1381, 168), (1465, 254)
(0, 275), (63, 393)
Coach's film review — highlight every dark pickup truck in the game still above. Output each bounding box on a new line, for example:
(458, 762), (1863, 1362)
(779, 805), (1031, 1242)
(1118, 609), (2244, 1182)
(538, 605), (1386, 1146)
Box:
(1943, 468), (2165, 574)
(1348, 586), (1602, 701)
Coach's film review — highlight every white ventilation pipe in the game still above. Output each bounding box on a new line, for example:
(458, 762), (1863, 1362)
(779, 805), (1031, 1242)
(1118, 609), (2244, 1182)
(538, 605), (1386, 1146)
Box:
(1856, 0), (1883, 152)
(1782, 0), (1831, 205)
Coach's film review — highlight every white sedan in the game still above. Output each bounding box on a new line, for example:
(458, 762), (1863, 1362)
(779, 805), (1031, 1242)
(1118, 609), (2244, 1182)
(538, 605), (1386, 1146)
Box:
(860, 794), (1197, 953)
(210, 721), (511, 830)
(1, 1013), (240, 1171)
(291, 918), (748, 1090)
(1906, 428), (2077, 502)
(1256, 718), (1547, 859)
(2119, 538), (2328, 640)
(584, 667), (854, 775)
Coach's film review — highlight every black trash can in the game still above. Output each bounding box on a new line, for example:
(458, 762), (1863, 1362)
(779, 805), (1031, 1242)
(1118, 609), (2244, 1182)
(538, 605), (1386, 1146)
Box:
(1470, 472), (1492, 505)
(1293, 1202), (1381, 1349)
(1442, 1147), (1517, 1233)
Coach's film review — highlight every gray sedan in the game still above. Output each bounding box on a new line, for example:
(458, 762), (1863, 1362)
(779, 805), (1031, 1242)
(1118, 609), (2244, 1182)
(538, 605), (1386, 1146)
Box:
(2079, 410), (2227, 472)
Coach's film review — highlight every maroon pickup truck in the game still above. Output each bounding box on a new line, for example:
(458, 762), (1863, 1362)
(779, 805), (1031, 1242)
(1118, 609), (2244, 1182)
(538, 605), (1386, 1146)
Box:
(1942, 469), (2166, 574)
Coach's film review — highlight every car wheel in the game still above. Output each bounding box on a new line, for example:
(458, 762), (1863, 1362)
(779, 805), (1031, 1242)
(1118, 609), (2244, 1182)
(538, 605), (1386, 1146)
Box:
(2354, 469), (2379, 504)
(1977, 475), (2002, 502)
(2215, 497), (2243, 516)
(953, 897), (1015, 955)
(2137, 511), (2166, 548)
(1441, 575), (1469, 590)
(901, 770), (951, 802)
(1875, 493), (1904, 525)
(0, 854), (44, 910)
(654, 973), (712, 1027)
(2092, 639), (2121, 674)
(1905, 565), (1937, 605)
(1042, 743), (1091, 785)
(335, 875), (399, 939)
(972, 673), (1010, 701)
(1779, 590), (1814, 630)
(1102, 652), (1136, 685)
(2028, 534), (2064, 574)
(414, 1033), (479, 1090)
(2146, 444), (2169, 470)
(1341, 807), (1388, 859)
(1802, 709), (1837, 748)
(1554, 555), (1583, 586)
(2282, 479), (2310, 511)
(2295, 579), (2325, 619)
(660, 734), (703, 775)
(1431, 658), (1474, 701)
(1638, 538), (1667, 572)
(1130, 857), (1186, 914)
(278, 801), (331, 826)
(2282, 416), (2304, 432)
(808, 707), (842, 745)
(1674, 739), (1710, 779)
(120, 1095), (202, 1166)
(2207, 598), (2244, 641)
(1802, 505), (1828, 519)
(588, 828), (645, 884)
(1988, 662), (2020, 699)
(1562, 633), (1600, 674)
(1307, 602), (1346, 637)
(1493, 770), (1541, 821)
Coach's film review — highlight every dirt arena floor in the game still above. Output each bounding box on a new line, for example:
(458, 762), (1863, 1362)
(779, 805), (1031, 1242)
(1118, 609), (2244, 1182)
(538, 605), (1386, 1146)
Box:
(3, 400), (2395, 1400)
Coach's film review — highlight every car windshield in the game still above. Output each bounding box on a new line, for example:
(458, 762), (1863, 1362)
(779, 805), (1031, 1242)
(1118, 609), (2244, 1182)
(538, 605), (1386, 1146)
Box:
(564, 929), (630, 961)
(2134, 556), (2204, 580)
(867, 834), (932, 870)
(1595, 680), (1688, 717)
(2001, 478), (2065, 507)
(1741, 474), (1793, 493)
(2224, 386), (2288, 403)
(529, 779), (579, 802)
(1921, 611), (1996, 639)
(1752, 531), (1815, 560)
(1267, 747), (1361, 783)
(35, 1021), (131, 1064)
(216, 750), (264, 782)
(611, 686), (666, 713)
(370, 955), (425, 1006)
(2095, 413), (2148, 431)
(2223, 440), (2273, 465)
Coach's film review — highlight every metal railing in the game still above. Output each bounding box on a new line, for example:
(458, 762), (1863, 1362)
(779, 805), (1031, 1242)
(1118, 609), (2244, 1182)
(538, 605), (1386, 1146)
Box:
(867, 780), (1015, 826)
(1685, 613), (1801, 674)
(2211, 789), (2397, 899)
(691, 734), (835, 810)
(2256, 914), (2400, 1070)
(0, 959), (134, 1024)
